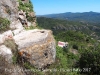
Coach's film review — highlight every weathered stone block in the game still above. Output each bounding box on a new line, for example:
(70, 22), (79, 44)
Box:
(14, 29), (56, 68)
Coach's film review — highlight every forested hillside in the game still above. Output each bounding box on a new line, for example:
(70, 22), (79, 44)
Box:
(37, 17), (100, 75)
(37, 17), (100, 40)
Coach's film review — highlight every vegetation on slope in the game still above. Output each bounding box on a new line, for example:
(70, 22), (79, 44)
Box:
(18, 0), (33, 12)
(0, 17), (10, 32)
(46, 31), (100, 75)
(37, 17), (100, 39)
(18, 0), (36, 22)
(37, 17), (100, 75)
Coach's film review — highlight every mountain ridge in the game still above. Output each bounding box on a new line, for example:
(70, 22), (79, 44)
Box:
(37, 11), (100, 23)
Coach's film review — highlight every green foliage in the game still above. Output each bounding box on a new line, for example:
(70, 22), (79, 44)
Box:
(24, 62), (44, 75)
(4, 39), (17, 52)
(0, 17), (10, 32)
(55, 31), (86, 42)
(18, 0), (36, 22)
(37, 16), (99, 74)
(29, 25), (34, 29)
(25, 25), (35, 30)
(12, 55), (18, 64)
(26, 12), (35, 22)
(72, 44), (78, 50)
(37, 17), (100, 39)
(77, 42), (100, 74)
(18, 0), (33, 12)
(56, 46), (68, 68)
(67, 53), (75, 59)
(46, 46), (78, 75)
(36, 15), (100, 75)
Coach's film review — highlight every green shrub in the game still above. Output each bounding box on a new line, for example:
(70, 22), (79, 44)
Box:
(0, 17), (10, 31)
(27, 16), (35, 22)
(23, 62), (44, 75)
(12, 55), (18, 64)
(25, 25), (35, 30)
(4, 39), (17, 52)
(18, 0), (33, 12)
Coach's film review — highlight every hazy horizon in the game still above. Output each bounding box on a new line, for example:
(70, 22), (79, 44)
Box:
(31, 0), (100, 15)
(36, 11), (100, 16)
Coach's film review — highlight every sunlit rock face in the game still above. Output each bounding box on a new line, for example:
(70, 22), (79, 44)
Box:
(0, 45), (13, 63)
(0, 0), (18, 22)
(14, 29), (56, 68)
(0, 30), (13, 44)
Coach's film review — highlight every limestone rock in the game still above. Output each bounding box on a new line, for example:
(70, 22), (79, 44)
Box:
(0, 30), (13, 44)
(10, 20), (25, 35)
(28, 12), (37, 26)
(18, 10), (27, 23)
(27, 22), (31, 27)
(12, 23), (24, 35)
(0, 45), (13, 63)
(3, 30), (13, 40)
(0, 34), (5, 44)
(28, 12), (36, 17)
(21, 0), (29, 3)
(14, 29), (56, 68)
(32, 22), (37, 27)
(0, 55), (26, 75)
(0, 0), (18, 22)
(13, 28), (24, 35)
(10, 20), (23, 29)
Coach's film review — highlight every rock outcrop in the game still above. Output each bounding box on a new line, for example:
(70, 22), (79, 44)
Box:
(14, 29), (56, 68)
(21, 0), (29, 3)
(0, 30), (13, 44)
(0, 45), (13, 63)
(0, 0), (56, 74)
(0, 0), (18, 22)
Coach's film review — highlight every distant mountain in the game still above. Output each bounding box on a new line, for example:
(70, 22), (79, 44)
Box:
(37, 12), (100, 23)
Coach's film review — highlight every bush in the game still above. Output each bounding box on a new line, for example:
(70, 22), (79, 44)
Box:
(18, 0), (33, 12)
(0, 17), (10, 32)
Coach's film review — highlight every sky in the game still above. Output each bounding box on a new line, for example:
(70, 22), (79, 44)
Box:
(31, 0), (100, 15)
